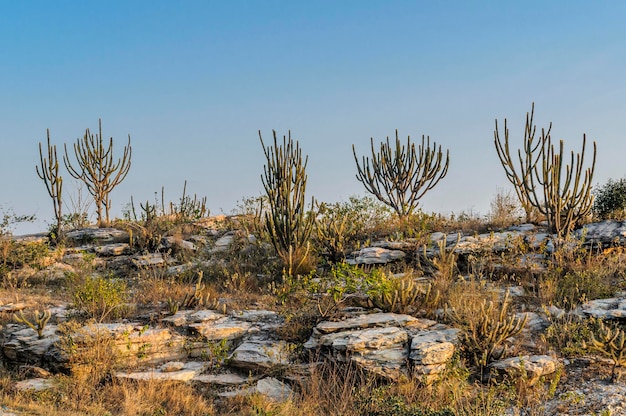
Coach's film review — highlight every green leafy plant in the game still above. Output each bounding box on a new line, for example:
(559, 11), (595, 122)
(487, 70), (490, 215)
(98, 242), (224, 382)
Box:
(13, 309), (52, 339)
(592, 177), (626, 220)
(353, 130), (450, 219)
(69, 272), (129, 322)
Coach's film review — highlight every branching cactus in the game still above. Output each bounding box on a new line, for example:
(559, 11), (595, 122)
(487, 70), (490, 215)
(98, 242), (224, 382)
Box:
(587, 320), (626, 382)
(36, 130), (63, 242)
(14, 309), (52, 339)
(448, 291), (527, 370)
(353, 130), (449, 218)
(494, 104), (596, 238)
(259, 130), (316, 277)
(64, 119), (132, 227)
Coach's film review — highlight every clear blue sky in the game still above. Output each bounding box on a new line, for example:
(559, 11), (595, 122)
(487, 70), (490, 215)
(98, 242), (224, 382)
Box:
(2, 1), (626, 234)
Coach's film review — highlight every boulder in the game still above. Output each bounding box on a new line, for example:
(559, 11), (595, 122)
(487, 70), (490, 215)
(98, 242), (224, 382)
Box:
(490, 355), (559, 385)
(347, 247), (406, 265)
(65, 228), (130, 245)
(229, 340), (292, 372)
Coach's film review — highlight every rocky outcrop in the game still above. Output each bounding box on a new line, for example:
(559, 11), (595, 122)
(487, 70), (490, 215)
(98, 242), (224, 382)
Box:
(305, 312), (458, 382)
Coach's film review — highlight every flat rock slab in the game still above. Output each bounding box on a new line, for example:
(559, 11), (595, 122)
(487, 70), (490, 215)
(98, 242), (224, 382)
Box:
(193, 372), (253, 386)
(314, 313), (421, 335)
(218, 377), (293, 402)
(132, 253), (166, 267)
(490, 355), (559, 385)
(347, 247), (406, 265)
(410, 328), (459, 366)
(229, 340), (292, 371)
(189, 317), (251, 341)
(575, 220), (626, 245)
(14, 377), (55, 392)
(116, 361), (207, 382)
(94, 243), (131, 256)
(65, 228), (130, 244)
(581, 297), (626, 319)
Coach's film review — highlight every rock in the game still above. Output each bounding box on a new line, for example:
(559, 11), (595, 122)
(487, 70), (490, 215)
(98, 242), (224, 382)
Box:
(33, 262), (75, 282)
(161, 236), (197, 251)
(189, 317), (251, 341)
(211, 232), (236, 253)
(193, 372), (253, 386)
(14, 378), (55, 391)
(347, 247), (406, 265)
(410, 329), (458, 365)
(575, 220), (626, 246)
(314, 313), (420, 335)
(65, 228), (130, 245)
(490, 355), (559, 385)
(581, 297), (626, 320)
(229, 340), (292, 372)
(256, 377), (293, 401)
(219, 377), (293, 402)
(160, 361), (186, 372)
(116, 361), (207, 382)
(2, 324), (60, 368)
(346, 326), (409, 380)
(0, 303), (29, 313)
(132, 252), (166, 267)
(94, 243), (131, 256)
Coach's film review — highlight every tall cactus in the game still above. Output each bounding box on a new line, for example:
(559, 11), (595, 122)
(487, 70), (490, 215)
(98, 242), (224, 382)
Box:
(494, 103), (547, 223)
(260, 130), (316, 276)
(36, 130), (63, 242)
(352, 130), (449, 218)
(494, 104), (596, 238)
(63, 119), (132, 227)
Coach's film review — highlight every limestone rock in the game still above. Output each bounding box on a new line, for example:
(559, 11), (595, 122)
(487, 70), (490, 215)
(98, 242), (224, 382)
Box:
(189, 317), (251, 341)
(116, 361), (207, 382)
(14, 378), (55, 392)
(581, 297), (626, 320)
(94, 243), (131, 256)
(314, 313), (419, 335)
(347, 247), (406, 265)
(65, 228), (130, 244)
(575, 220), (626, 246)
(229, 340), (292, 372)
(193, 372), (253, 386)
(490, 355), (559, 385)
(132, 252), (166, 267)
(219, 377), (293, 402)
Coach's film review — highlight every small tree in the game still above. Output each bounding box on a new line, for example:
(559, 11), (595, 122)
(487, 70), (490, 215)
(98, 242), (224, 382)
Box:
(352, 130), (449, 218)
(64, 119), (132, 227)
(36, 130), (63, 242)
(260, 130), (316, 276)
(592, 178), (626, 220)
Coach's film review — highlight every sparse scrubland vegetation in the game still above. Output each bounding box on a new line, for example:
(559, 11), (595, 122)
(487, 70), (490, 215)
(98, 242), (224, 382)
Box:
(1, 107), (626, 415)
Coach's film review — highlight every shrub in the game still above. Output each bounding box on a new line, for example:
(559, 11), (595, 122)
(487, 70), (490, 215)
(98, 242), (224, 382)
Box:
(592, 178), (626, 220)
(69, 272), (129, 322)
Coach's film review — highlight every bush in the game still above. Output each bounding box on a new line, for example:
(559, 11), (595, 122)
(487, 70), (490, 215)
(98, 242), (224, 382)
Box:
(593, 178), (626, 220)
(69, 272), (129, 322)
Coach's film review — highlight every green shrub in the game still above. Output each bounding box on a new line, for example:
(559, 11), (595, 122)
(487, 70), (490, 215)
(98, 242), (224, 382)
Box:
(69, 273), (129, 322)
(593, 178), (626, 220)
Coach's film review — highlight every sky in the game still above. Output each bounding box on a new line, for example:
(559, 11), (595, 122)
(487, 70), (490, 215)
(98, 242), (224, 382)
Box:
(2, 1), (626, 234)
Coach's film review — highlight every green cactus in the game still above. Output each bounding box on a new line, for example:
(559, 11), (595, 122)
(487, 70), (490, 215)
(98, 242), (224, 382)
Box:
(494, 104), (596, 238)
(353, 130), (449, 219)
(448, 291), (527, 370)
(587, 320), (626, 382)
(36, 130), (64, 242)
(259, 130), (316, 277)
(64, 119), (132, 227)
(14, 309), (52, 339)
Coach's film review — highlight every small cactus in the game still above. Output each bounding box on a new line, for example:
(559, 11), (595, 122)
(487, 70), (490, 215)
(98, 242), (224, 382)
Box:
(587, 320), (626, 383)
(14, 309), (52, 339)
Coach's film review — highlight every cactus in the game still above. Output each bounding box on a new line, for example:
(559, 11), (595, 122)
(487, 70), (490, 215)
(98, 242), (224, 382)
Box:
(64, 119), (132, 227)
(587, 320), (626, 382)
(369, 279), (438, 314)
(259, 130), (316, 277)
(353, 130), (449, 218)
(448, 291), (527, 370)
(494, 104), (596, 238)
(14, 309), (52, 339)
(36, 130), (64, 242)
